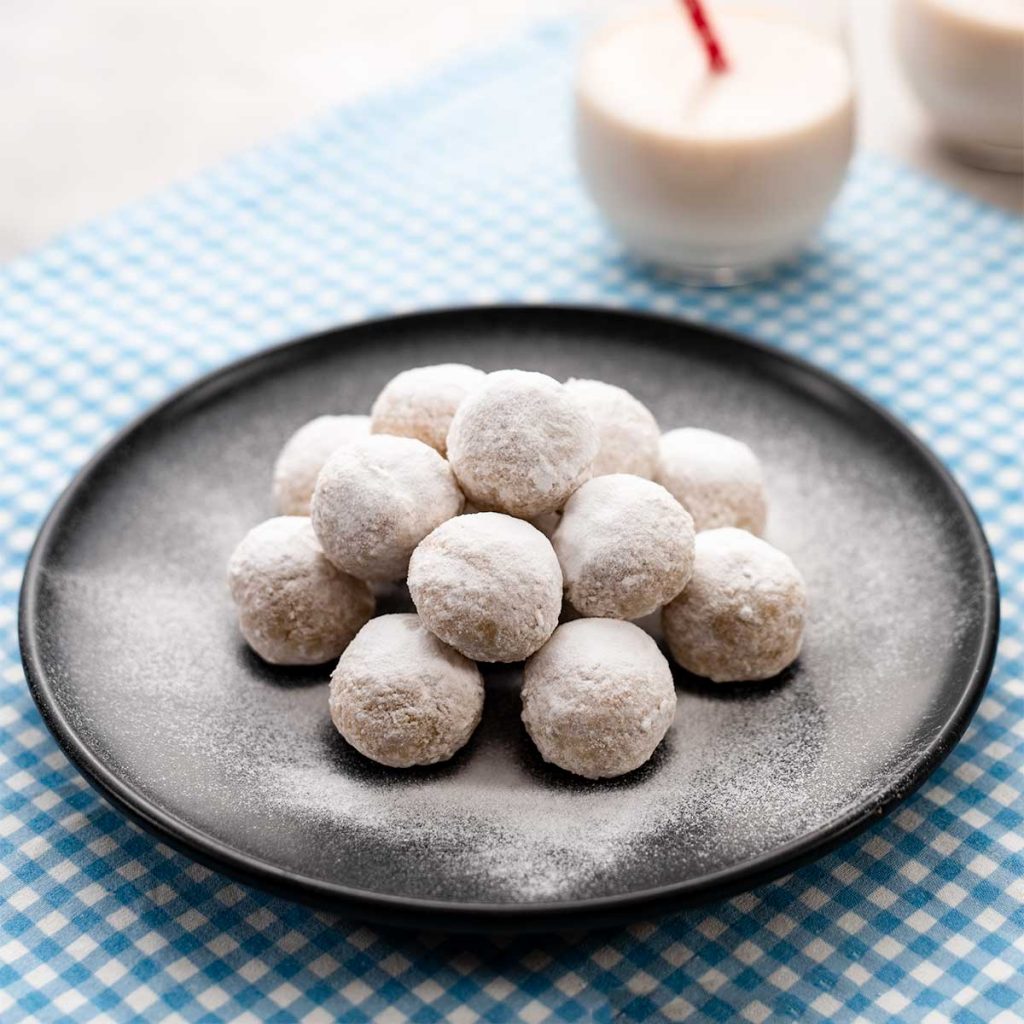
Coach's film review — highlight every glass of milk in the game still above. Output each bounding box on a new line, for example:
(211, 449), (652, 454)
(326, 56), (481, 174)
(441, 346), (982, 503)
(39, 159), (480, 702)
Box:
(575, 0), (856, 285)
(895, 0), (1024, 173)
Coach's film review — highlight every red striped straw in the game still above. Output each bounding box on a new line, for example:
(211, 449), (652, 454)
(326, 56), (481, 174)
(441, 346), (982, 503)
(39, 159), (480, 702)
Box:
(679, 0), (729, 74)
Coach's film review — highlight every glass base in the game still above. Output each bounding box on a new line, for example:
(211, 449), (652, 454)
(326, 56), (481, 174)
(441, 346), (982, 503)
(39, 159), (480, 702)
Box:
(942, 136), (1023, 175)
(628, 247), (803, 288)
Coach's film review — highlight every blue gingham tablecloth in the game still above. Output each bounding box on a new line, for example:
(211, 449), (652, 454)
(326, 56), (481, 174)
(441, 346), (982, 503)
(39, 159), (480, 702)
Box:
(1, 20), (1022, 1024)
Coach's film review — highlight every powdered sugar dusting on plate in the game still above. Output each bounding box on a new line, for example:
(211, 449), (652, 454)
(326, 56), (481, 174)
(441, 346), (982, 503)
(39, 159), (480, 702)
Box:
(31, 312), (991, 907)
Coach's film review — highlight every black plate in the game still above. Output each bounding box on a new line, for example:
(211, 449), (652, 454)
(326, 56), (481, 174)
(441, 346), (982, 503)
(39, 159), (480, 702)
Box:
(20, 306), (998, 932)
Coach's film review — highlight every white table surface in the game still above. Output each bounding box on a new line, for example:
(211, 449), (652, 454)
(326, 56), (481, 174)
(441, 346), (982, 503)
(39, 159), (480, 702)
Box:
(0, 0), (1019, 262)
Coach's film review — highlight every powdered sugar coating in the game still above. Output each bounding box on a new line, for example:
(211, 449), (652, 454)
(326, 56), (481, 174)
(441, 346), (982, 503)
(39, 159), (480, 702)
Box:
(565, 378), (660, 478)
(657, 428), (767, 534)
(329, 614), (484, 768)
(408, 513), (562, 663)
(663, 528), (806, 683)
(311, 435), (463, 582)
(370, 363), (485, 455)
(522, 619), (676, 779)
(272, 415), (370, 516)
(227, 517), (374, 665)
(463, 500), (560, 539)
(446, 370), (599, 518)
(553, 474), (695, 620)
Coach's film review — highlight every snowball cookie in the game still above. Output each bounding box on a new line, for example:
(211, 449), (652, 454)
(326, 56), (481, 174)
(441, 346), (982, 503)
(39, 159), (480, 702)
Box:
(329, 614), (484, 768)
(553, 474), (695, 620)
(272, 415), (370, 516)
(564, 378), (660, 478)
(311, 435), (463, 582)
(463, 499), (560, 540)
(656, 428), (767, 534)
(228, 517), (374, 665)
(370, 363), (485, 456)
(662, 528), (806, 683)
(408, 513), (562, 662)
(446, 370), (599, 518)
(522, 619), (676, 779)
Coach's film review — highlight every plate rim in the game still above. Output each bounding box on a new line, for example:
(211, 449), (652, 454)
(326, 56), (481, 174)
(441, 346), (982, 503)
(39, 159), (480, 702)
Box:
(18, 303), (1000, 931)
